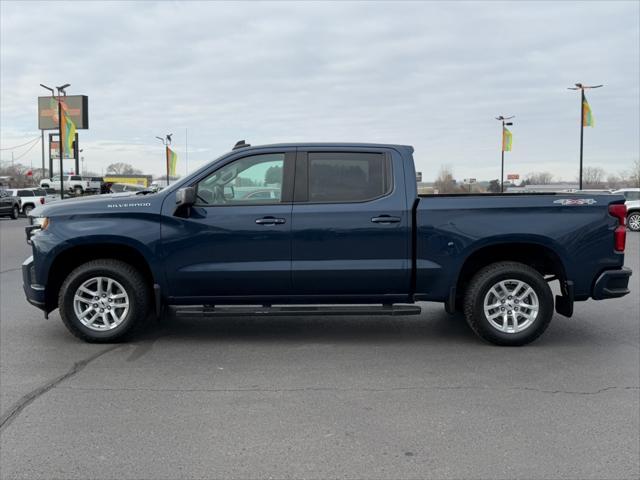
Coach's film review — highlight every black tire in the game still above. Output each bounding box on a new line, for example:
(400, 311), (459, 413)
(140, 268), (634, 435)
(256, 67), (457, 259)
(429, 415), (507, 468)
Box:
(10, 205), (19, 219)
(74, 186), (84, 195)
(627, 212), (640, 232)
(58, 259), (150, 342)
(463, 261), (553, 346)
(22, 204), (33, 216)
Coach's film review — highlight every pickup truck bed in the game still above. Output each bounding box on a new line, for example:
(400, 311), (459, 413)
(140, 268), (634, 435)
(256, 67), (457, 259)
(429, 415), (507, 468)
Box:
(23, 142), (631, 346)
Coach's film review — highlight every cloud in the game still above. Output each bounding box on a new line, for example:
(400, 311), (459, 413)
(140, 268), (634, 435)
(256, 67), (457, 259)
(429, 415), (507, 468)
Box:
(1, 0), (638, 180)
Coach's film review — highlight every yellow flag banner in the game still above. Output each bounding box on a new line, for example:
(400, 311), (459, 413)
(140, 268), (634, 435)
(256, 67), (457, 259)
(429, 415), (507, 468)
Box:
(166, 146), (178, 177)
(502, 127), (513, 152)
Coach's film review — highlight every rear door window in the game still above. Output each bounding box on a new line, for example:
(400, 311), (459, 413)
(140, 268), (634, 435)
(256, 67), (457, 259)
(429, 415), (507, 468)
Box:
(305, 152), (391, 203)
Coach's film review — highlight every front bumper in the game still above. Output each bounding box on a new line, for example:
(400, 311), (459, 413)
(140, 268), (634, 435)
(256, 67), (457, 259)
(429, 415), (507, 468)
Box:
(22, 256), (46, 310)
(592, 267), (632, 300)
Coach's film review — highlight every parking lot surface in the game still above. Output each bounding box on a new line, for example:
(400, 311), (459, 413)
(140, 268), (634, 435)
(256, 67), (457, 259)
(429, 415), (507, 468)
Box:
(1, 217), (639, 479)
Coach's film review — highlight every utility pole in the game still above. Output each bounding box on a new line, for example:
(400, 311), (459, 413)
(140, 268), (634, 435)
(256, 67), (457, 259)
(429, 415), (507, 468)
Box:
(40, 130), (45, 179)
(495, 115), (514, 193)
(568, 83), (603, 190)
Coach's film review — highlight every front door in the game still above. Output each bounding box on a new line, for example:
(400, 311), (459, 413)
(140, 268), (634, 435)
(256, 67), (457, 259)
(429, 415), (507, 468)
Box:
(161, 149), (295, 301)
(291, 149), (410, 297)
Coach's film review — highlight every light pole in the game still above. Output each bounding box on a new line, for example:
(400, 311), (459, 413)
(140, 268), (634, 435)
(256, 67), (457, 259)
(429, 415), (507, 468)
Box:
(156, 133), (173, 186)
(496, 115), (514, 193)
(568, 83), (603, 190)
(39, 84), (54, 189)
(41, 83), (70, 198)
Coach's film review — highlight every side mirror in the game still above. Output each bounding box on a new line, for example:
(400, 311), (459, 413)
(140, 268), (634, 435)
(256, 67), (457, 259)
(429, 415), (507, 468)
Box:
(175, 187), (196, 207)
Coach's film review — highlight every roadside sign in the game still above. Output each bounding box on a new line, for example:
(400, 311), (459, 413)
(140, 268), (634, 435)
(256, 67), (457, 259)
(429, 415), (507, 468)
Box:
(416, 171), (422, 182)
(38, 95), (89, 130)
(507, 174), (520, 180)
(463, 178), (477, 184)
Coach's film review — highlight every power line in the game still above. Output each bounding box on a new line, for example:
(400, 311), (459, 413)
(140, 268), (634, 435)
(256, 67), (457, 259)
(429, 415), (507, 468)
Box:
(0, 135), (40, 151)
(11, 137), (40, 162)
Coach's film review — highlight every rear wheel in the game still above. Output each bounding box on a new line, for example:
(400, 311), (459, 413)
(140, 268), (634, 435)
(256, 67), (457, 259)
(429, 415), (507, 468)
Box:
(58, 259), (150, 342)
(10, 205), (19, 219)
(627, 212), (640, 232)
(74, 186), (84, 195)
(22, 204), (34, 216)
(463, 261), (553, 346)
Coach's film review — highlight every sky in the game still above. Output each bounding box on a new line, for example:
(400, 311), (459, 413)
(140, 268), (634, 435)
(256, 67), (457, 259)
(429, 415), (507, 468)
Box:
(1, 0), (638, 182)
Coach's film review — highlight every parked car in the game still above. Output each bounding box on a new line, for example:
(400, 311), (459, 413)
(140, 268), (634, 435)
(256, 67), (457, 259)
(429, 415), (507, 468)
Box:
(5, 188), (46, 215)
(84, 177), (103, 193)
(24, 142), (631, 345)
(108, 183), (146, 193)
(42, 188), (60, 202)
(612, 188), (640, 231)
(0, 189), (20, 219)
(40, 175), (91, 195)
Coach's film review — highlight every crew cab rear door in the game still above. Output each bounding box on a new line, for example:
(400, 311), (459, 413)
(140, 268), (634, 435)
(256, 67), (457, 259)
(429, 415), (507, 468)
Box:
(290, 147), (411, 299)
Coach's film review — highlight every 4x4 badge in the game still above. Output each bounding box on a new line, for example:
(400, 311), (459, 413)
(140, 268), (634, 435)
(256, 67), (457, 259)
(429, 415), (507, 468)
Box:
(553, 198), (597, 206)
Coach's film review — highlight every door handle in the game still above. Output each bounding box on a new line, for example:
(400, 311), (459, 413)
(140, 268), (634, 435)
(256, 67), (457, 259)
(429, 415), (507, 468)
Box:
(255, 217), (286, 225)
(371, 215), (401, 224)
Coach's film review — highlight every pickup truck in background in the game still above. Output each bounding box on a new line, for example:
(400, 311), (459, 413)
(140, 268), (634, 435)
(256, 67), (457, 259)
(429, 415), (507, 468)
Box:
(23, 142), (631, 346)
(5, 188), (46, 215)
(40, 175), (99, 195)
(613, 188), (640, 232)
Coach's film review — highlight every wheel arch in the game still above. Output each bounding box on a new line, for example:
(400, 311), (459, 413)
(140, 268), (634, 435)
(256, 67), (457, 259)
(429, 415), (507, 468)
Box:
(45, 242), (157, 312)
(454, 241), (568, 308)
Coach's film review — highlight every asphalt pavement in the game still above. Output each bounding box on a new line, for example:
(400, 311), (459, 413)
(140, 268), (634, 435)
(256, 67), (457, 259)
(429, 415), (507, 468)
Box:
(1, 217), (638, 479)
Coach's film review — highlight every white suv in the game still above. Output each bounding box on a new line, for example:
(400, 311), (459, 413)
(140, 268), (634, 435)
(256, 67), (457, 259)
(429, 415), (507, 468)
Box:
(613, 188), (640, 231)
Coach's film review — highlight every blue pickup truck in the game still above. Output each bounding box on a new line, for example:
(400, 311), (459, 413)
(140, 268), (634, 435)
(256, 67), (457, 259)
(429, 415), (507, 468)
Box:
(23, 142), (631, 346)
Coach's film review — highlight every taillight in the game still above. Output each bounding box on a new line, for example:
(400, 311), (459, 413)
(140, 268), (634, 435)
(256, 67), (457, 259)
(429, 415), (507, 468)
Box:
(40, 197), (45, 204)
(609, 204), (626, 252)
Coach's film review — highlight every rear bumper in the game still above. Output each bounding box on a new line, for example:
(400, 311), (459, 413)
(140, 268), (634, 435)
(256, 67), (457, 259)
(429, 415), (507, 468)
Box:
(592, 267), (632, 300)
(22, 256), (46, 310)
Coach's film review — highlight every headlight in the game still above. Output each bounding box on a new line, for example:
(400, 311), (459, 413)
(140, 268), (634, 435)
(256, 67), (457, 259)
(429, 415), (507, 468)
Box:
(30, 217), (49, 230)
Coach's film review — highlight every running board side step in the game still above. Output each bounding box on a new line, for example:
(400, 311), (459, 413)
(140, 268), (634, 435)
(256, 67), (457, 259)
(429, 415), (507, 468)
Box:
(173, 305), (422, 318)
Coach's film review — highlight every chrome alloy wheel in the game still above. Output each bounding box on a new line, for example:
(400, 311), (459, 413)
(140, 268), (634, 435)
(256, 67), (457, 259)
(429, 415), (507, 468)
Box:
(628, 213), (640, 232)
(483, 279), (539, 334)
(73, 276), (130, 331)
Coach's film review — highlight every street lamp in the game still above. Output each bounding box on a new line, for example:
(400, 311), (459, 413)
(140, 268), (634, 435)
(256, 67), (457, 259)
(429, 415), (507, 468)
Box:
(496, 115), (514, 193)
(568, 83), (603, 190)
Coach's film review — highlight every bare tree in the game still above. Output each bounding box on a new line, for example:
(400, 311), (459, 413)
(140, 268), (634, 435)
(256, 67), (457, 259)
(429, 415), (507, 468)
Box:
(524, 171), (554, 185)
(629, 159), (640, 188)
(582, 166), (606, 188)
(434, 165), (457, 194)
(106, 162), (142, 175)
(607, 173), (623, 190)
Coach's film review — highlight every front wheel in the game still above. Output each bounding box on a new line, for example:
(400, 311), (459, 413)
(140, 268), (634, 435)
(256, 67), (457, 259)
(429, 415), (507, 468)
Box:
(58, 259), (150, 342)
(463, 261), (553, 346)
(22, 204), (33, 216)
(73, 186), (84, 195)
(627, 212), (640, 232)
